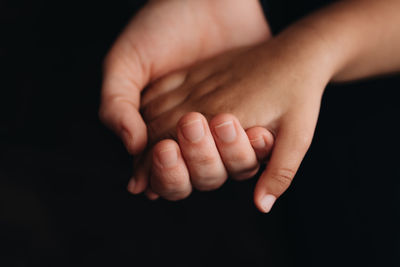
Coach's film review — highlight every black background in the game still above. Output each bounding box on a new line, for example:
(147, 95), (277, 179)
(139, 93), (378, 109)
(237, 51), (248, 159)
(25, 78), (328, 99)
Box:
(1, 1), (399, 266)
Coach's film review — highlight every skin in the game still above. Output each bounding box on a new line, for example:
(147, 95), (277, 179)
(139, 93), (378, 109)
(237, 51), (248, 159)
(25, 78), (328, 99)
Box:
(99, 0), (271, 154)
(101, 0), (400, 212)
(138, 32), (331, 211)
(100, 0), (276, 202)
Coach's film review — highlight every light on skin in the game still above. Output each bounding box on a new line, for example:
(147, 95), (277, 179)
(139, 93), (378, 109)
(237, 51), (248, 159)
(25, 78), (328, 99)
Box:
(103, 0), (400, 212)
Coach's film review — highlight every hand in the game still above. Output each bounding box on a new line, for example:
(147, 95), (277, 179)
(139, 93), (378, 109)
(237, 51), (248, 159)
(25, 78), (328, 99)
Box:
(129, 48), (275, 201)
(99, 0), (270, 154)
(137, 25), (336, 212)
(134, 112), (275, 201)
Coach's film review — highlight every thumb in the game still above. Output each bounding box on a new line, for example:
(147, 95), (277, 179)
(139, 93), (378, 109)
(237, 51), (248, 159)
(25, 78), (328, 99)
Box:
(253, 121), (314, 213)
(99, 48), (150, 155)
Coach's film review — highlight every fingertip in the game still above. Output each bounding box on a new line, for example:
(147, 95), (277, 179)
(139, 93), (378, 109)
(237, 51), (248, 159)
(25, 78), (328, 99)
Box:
(127, 178), (137, 194)
(130, 175), (148, 194)
(120, 112), (148, 155)
(253, 179), (276, 213)
(121, 129), (135, 155)
(100, 100), (148, 155)
(253, 169), (277, 213)
(246, 127), (275, 161)
(145, 188), (160, 201)
(255, 194), (276, 213)
(131, 154), (151, 194)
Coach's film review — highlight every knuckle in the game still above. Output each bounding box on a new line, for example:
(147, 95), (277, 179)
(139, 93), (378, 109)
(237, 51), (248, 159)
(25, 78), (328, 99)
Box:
(228, 152), (255, 168)
(231, 167), (259, 181)
(191, 169), (227, 191)
(193, 154), (219, 167)
(223, 152), (258, 180)
(151, 165), (185, 191)
(193, 178), (225, 192)
(233, 152), (252, 163)
(152, 178), (187, 201)
(160, 173), (185, 191)
(163, 187), (192, 201)
(229, 161), (259, 180)
(185, 155), (228, 190)
(270, 167), (296, 190)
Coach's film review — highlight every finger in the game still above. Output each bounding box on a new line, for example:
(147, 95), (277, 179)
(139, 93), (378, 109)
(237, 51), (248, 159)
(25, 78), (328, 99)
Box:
(209, 114), (259, 180)
(128, 152), (152, 194)
(141, 69), (229, 123)
(99, 98), (147, 155)
(177, 112), (228, 191)
(141, 70), (187, 106)
(245, 126), (275, 162)
(100, 48), (150, 155)
(150, 139), (192, 201)
(145, 187), (160, 201)
(127, 156), (141, 194)
(253, 121), (313, 213)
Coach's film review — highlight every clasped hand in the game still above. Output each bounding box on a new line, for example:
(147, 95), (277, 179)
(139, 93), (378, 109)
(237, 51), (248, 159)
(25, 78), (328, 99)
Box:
(99, 0), (331, 212)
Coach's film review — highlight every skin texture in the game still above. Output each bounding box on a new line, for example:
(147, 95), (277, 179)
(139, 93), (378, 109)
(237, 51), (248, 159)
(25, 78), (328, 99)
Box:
(137, 33), (331, 211)
(101, 0), (400, 212)
(99, 0), (274, 202)
(99, 0), (271, 154)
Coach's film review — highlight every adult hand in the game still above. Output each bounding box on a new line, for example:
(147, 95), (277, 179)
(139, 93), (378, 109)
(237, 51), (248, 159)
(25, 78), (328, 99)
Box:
(99, 0), (271, 155)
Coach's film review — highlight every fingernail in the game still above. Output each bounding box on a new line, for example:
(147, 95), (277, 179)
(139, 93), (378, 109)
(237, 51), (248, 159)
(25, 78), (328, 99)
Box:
(127, 178), (136, 194)
(158, 148), (178, 168)
(250, 137), (266, 149)
(260, 194), (276, 213)
(181, 119), (204, 143)
(215, 121), (236, 143)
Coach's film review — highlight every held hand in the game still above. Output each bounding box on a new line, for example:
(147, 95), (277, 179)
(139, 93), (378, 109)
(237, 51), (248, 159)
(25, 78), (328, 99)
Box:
(138, 113), (275, 201)
(135, 28), (335, 212)
(99, 0), (270, 155)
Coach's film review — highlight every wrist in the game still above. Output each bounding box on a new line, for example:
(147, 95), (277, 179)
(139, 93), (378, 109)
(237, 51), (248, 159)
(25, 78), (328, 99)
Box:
(263, 23), (341, 95)
(280, 0), (395, 82)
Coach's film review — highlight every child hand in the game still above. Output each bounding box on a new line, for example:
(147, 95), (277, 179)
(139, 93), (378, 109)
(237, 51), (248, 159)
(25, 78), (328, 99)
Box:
(134, 112), (275, 201)
(128, 49), (275, 201)
(133, 25), (336, 212)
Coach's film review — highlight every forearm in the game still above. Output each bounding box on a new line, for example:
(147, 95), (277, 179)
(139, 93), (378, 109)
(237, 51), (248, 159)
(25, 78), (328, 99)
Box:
(294, 0), (400, 82)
